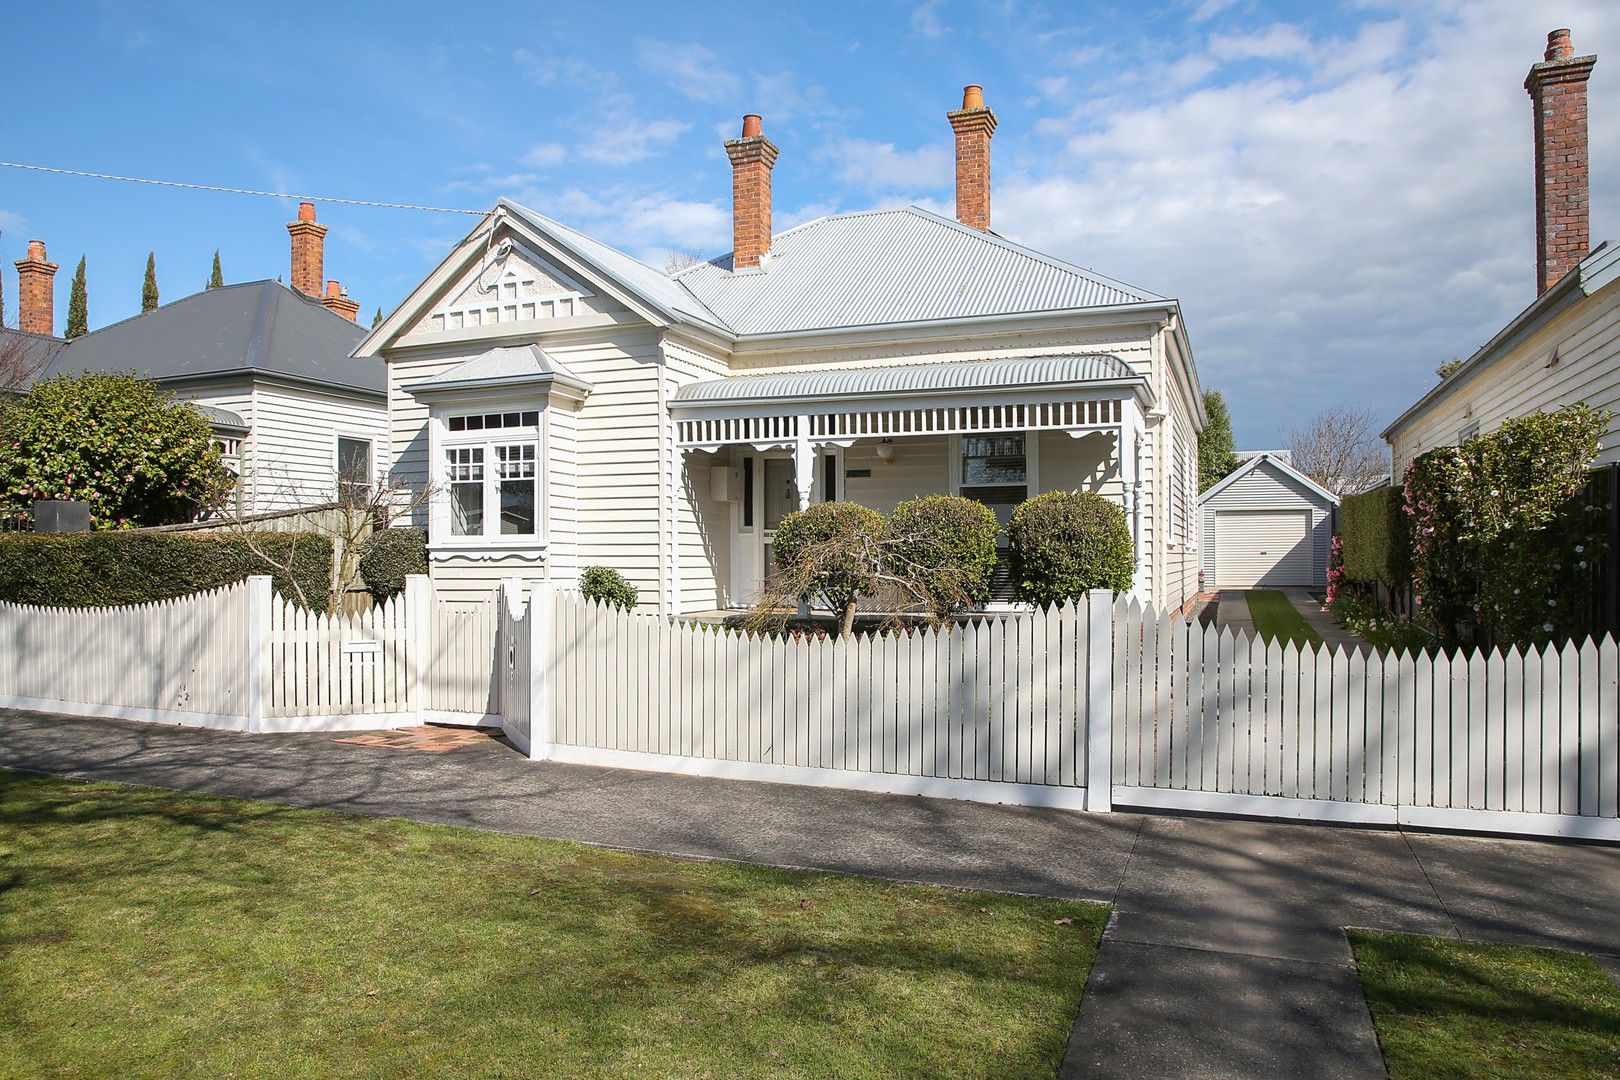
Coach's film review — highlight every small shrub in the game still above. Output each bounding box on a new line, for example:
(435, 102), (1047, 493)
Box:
(885, 494), (1000, 618)
(580, 565), (638, 610)
(0, 531), (332, 608)
(767, 501), (886, 636)
(358, 528), (427, 602)
(1006, 491), (1134, 604)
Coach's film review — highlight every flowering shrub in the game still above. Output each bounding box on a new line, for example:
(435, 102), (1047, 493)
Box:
(1325, 534), (1346, 605)
(0, 373), (235, 528)
(1403, 403), (1610, 646)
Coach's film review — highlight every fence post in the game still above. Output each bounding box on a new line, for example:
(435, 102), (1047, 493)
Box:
(529, 578), (553, 761)
(404, 574), (432, 723)
(1086, 588), (1115, 811)
(244, 575), (273, 734)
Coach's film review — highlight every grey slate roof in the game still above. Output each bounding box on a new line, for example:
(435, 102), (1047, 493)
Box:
(672, 354), (1146, 407)
(497, 201), (1166, 340)
(404, 344), (591, 397)
(0, 327), (69, 383)
(32, 280), (380, 395)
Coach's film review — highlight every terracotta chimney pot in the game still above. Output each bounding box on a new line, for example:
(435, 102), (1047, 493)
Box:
(724, 114), (780, 271)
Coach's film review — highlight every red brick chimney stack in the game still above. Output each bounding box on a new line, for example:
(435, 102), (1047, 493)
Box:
(948, 84), (997, 232)
(286, 201), (328, 297)
(1525, 28), (1597, 295)
(321, 279), (361, 321)
(723, 114), (779, 271)
(14, 239), (59, 336)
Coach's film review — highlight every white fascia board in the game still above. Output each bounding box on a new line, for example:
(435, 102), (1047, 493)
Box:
(669, 378), (1153, 417)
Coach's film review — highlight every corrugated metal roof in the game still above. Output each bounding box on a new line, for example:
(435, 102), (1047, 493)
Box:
(673, 353), (1143, 406)
(494, 201), (1167, 340)
(192, 403), (248, 433)
(675, 208), (1166, 336)
(404, 344), (591, 396)
(32, 280), (380, 394)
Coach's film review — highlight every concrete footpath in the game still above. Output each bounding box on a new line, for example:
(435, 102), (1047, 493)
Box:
(4, 710), (1619, 1079)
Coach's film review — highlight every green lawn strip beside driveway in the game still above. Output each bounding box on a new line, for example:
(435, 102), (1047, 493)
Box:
(1349, 929), (1620, 1079)
(1245, 589), (1324, 649)
(0, 770), (1105, 1080)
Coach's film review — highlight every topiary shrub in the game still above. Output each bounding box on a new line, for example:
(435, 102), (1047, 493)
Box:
(580, 565), (638, 610)
(1338, 485), (1409, 592)
(0, 531), (332, 608)
(767, 501), (886, 636)
(358, 528), (427, 602)
(1007, 491), (1134, 604)
(884, 494), (1000, 618)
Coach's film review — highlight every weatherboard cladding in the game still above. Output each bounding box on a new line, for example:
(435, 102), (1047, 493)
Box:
(671, 354), (1143, 406)
(499, 201), (1165, 339)
(34, 280), (380, 394)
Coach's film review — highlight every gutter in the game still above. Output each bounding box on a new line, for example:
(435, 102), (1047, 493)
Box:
(670, 376), (1153, 411)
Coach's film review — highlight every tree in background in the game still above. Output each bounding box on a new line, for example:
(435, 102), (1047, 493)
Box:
(141, 253), (159, 313)
(372, 307), (383, 328)
(1198, 390), (1240, 491)
(0, 373), (235, 528)
(65, 257), (89, 339)
(1286, 407), (1389, 496)
(208, 250), (224, 290)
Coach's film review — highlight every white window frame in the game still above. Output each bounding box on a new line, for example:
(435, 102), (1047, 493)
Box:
(949, 431), (1040, 505)
(334, 434), (375, 503)
(428, 403), (548, 557)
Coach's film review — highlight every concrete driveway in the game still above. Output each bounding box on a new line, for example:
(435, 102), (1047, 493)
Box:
(4, 709), (1617, 1079)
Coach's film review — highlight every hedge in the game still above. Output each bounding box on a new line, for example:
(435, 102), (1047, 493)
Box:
(579, 565), (638, 610)
(0, 531), (333, 608)
(359, 528), (427, 602)
(1337, 485), (1408, 589)
(885, 495), (1001, 617)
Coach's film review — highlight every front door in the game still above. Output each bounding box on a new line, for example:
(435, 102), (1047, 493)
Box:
(734, 449), (838, 604)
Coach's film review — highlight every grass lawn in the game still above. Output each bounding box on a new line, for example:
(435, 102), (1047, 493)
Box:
(1244, 589), (1324, 648)
(0, 769), (1106, 1079)
(1350, 929), (1620, 1079)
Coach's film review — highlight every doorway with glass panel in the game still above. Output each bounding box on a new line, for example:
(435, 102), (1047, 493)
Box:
(734, 448), (840, 604)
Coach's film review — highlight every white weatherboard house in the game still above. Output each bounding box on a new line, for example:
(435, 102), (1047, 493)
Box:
(1386, 31), (1620, 474)
(1200, 453), (1339, 589)
(363, 88), (1207, 611)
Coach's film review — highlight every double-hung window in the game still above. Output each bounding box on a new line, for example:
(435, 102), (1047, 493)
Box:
(440, 410), (541, 541)
(958, 433), (1030, 529)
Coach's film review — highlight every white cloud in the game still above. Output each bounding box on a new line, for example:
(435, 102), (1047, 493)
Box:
(578, 118), (691, 165)
(823, 139), (951, 192)
(0, 210), (24, 235)
(505, 184), (729, 262)
(994, 0), (1620, 446)
(1190, 0), (1242, 22)
(523, 143), (567, 168)
(636, 40), (741, 103)
(911, 1), (946, 39)
(1208, 23), (1313, 62)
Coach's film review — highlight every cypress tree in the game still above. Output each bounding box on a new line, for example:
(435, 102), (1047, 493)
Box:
(208, 250), (223, 289)
(142, 252), (159, 312)
(65, 257), (88, 339)
(1198, 390), (1241, 491)
(372, 307), (383, 328)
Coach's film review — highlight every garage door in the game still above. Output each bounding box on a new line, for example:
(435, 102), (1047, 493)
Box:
(1214, 511), (1313, 588)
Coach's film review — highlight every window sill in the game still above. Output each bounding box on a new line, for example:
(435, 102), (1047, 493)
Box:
(428, 537), (548, 564)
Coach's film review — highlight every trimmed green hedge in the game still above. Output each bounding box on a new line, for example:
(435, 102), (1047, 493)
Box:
(1007, 491), (1135, 604)
(1338, 485), (1408, 589)
(579, 565), (639, 610)
(0, 531), (333, 608)
(885, 494), (1000, 617)
(359, 528), (427, 602)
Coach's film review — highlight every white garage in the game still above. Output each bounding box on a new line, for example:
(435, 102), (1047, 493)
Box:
(1200, 453), (1339, 589)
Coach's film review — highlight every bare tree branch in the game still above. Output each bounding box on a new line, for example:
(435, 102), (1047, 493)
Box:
(1285, 407), (1390, 496)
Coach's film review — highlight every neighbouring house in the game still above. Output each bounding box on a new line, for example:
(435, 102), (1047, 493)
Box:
(5, 204), (387, 515)
(361, 86), (1207, 611)
(1385, 29), (1619, 474)
(1200, 452), (1339, 589)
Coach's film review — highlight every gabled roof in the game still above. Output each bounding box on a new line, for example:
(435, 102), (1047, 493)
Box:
(1201, 451), (1340, 505)
(32, 280), (381, 396)
(1383, 241), (1620, 440)
(403, 344), (592, 399)
(0, 327), (69, 384)
(672, 353), (1148, 408)
(369, 201), (1177, 354)
(673, 207), (1168, 337)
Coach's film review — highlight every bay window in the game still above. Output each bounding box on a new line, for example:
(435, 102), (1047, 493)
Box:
(438, 409), (542, 543)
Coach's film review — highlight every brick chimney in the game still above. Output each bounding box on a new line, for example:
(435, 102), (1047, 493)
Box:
(286, 201), (327, 297)
(14, 240), (58, 336)
(948, 85), (997, 232)
(321, 279), (361, 321)
(723, 114), (779, 271)
(1525, 28), (1597, 294)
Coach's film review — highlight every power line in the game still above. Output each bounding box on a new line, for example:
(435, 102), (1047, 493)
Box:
(0, 160), (486, 215)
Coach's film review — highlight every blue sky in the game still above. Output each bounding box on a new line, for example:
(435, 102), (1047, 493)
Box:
(3, 0), (1617, 446)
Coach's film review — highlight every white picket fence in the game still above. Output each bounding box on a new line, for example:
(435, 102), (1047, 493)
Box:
(1111, 599), (1620, 839)
(424, 593), (502, 721)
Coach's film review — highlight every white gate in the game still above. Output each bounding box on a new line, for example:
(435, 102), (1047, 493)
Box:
(497, 580), (533, 754)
